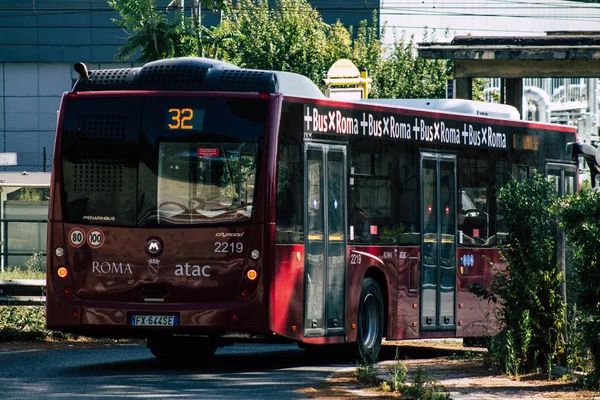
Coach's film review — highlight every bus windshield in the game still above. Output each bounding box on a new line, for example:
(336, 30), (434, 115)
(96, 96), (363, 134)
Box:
(61, 95), (267, 227)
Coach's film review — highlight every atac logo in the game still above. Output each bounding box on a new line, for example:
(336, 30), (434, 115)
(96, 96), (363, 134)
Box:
(148, 258), (160, 276)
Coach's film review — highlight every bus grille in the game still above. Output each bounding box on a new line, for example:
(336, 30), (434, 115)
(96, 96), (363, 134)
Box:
(70, 114), (128, 193)
(88, 69), (133, 85)
(138, 64), (208, 84)
(217, 70), (266, 85)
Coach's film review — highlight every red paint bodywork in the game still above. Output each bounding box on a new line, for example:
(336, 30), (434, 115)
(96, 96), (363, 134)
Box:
(46, 90), (523, 345)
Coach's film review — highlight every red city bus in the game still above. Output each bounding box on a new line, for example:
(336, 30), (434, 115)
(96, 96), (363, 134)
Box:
(46, 57), (578, 361)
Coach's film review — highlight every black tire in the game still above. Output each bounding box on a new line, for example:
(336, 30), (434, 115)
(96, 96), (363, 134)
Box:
(356, 277), (384, 363)
(147, 336), (217, 361)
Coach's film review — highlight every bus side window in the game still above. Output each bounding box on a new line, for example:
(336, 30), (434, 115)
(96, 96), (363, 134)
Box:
(458, 156), (492, 247)
(276, 140), (303, 243)
(349, 150), (395, 244)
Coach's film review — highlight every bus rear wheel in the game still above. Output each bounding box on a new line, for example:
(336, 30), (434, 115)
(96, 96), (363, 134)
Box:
(356, 277), (384, 362)
(147, 336), (217, 361)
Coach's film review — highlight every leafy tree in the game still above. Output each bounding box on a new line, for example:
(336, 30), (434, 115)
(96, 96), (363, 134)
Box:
(108, 0), (198, 61)
(370, 29), (451, 99)
(217, 0), (335, 84)
(109, 0), (453, 100)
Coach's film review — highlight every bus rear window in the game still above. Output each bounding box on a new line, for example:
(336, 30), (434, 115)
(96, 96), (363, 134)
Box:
(61, 95), (267, 226)
(156, 142), (257, 224)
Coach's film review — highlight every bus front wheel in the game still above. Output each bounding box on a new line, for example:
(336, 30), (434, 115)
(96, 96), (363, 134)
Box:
(356, 277), (384, 362)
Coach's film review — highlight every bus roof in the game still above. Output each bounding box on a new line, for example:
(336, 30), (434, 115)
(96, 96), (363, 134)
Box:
(72, 57), (325, 99)
(359, 98), (521, 120)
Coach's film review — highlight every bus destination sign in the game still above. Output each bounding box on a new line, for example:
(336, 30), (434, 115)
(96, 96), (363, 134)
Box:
(302, 104), (508, 150)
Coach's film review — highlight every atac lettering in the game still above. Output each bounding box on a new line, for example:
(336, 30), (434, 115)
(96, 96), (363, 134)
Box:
(175, 263), (211, 277)
(92, 261), (132, 274)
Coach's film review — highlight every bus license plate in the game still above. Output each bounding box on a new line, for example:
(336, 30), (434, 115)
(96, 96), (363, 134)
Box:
(131, 315), (178, 327)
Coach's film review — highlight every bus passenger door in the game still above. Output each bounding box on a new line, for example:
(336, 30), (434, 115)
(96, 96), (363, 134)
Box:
(420, 152), (457, 332)
(304, 143), (347, 338)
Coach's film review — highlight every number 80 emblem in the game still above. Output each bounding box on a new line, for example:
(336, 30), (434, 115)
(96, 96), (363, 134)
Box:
(68, 228), (86, 247)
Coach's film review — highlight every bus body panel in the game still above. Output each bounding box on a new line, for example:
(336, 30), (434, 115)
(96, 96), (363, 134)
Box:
(270, 244), (305, 341)
(456, 247), (502, 338)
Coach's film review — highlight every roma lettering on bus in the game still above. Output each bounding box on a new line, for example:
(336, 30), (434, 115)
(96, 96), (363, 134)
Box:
(440, 121), (461, 144)
(92, 261), (133, 274)
(487, 127), (507, 148)
(335, 111), (358, 135)
(389, 116), (411, 140)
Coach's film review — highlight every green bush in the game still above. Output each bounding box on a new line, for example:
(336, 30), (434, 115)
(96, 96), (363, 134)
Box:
(0, 306), (50, 341)
(558, 187), (600, 389)
(471, 173), (565, 377)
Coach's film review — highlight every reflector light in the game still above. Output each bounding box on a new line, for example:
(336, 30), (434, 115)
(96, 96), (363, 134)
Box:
(246, 269), (258, 280)
(72, 311), (78, 317)
(231, 313), (239, 321)
(428, 205), (432, 214)
(259, 93), (270, 99)
(57, 266), (68, 278)
(445, 205), (449, 214)
(64, 287), (74, 298)
(55, 247), (64, 257)
(240, 289), (250, 300)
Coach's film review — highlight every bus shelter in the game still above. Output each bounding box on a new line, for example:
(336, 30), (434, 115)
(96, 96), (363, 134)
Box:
(0, 172), (51, 272)
(417, 33), (600, 121)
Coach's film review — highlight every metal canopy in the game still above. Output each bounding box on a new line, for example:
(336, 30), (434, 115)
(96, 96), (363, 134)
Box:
(416, 33), (600, 116)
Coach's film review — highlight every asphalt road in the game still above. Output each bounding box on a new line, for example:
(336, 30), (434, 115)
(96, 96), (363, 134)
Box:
(0, 342), (351, 400)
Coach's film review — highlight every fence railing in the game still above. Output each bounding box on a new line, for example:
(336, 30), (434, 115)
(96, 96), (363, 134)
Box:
(0, 279), (45, 305)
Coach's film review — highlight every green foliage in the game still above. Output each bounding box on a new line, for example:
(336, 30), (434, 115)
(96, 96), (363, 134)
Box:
(108, 0), (198, 61)
(401, 367), (450, 400)
(557, 187), (600, 389)
(0, 306), (49, 341)
(7, 188), (50, 202)
(108, 0), (452, 99)
(0, 265), (45, 280)
(377, 349), (450, 398)
(371, 29), (451, 99)
(354, 355), (381, 386)
(471, 173), (565, 376)
(218, 0), (335, 84)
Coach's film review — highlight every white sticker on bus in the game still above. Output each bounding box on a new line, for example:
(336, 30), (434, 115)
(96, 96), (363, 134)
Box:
(68, 227), (85, 247)
(87, 229), (105, 249)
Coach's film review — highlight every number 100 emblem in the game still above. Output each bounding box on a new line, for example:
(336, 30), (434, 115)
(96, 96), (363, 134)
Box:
(87, 229), (105, 249)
